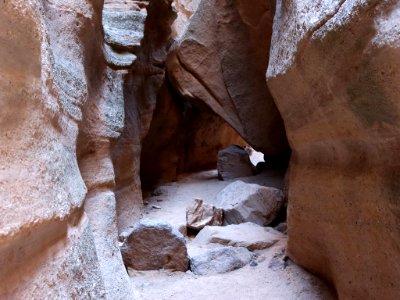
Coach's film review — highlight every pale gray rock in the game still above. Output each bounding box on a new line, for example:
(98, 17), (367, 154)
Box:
(102, 10), (146, 51)
(215, 181), (284, 226)
(193, 223), (284, 251)
(121, 220), (189, 272)
(217, 145), (255, 180)
(190, 246), (252, 275)
(186, 198), (223, 231)
(103, 44), (137, 69)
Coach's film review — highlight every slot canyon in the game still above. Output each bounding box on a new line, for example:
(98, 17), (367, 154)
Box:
(1, 0), (400, 299)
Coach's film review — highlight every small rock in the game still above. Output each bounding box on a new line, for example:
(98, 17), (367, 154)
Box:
(121, 220), (189, 271)
(190, 246), (252, 275)
(152, 205), (161, 209)
(192, 222), (284, 251)
(152, 186), (168, 196)
(156, 199), (163, 202)
(186, 198), (223, 231)
(215, 180), (285, 226)
(274, 222), (287, 234)
(249, 260), (258, 267)
(217, 145), (255, 180)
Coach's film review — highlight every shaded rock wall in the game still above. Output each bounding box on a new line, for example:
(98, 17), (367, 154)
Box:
(140, 82), (245, 189)
(267, 1), (400, 299)
(167, 0), (290, 162)
(111, 0), (177, 232)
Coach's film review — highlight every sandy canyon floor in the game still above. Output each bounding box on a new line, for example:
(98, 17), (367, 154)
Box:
(127, 169), (336, 300)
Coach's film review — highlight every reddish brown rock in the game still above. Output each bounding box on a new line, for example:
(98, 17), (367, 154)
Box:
(267, 1), (400, 298)
(121, 220), (189, 271)
(167, 0), (290, 162)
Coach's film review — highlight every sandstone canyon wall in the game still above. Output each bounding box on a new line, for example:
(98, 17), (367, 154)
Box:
(267, 1), (400, 299)
(2, 0), (400, 299)
(0, 0), (106, 297)
(0, 0), (244, 297)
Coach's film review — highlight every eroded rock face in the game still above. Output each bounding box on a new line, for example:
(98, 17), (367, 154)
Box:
(267, 1), (400, 298)
(141, 85), (246, 189)
(121, 220), (189, 271)
(167, 0), (290, 161)
(112, 0), (177, 232)
(0, 0), (106, 297)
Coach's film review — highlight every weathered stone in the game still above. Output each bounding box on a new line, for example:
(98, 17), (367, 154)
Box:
(217, 145), (255, 180)
(267, 1), (400, 298)
(215, 181), (284, 226)
(103, 44), (137, 69)
(190, 246), (252, 275)
(0, 0), (109, 297)
(112, 0), (177, 232)
(103, 10), (146, 51)
(121, 220), (189, 271)
(167, 0), (290, 161)
(186, 198), (223, 230)
(193, 223), (284, 251)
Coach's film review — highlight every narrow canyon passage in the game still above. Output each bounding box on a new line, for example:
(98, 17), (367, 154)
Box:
(2, 0), (400, 299)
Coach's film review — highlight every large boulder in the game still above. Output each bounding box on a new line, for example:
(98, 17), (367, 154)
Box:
(189, 246), (252, 276)
(217, 145), (255, 180)
(167, 0), (290, 161)
(121, 220), (189, 272)
(193, 223), (284, 251)
(215, 181), (285, 226)
(267, 1), (400, 298)
(186, 198), (223, 231)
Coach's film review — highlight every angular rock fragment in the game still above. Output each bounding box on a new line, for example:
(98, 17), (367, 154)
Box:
(217, 145), (255, 180)
(186, 198), (223, 231)
(121, 220), (189, 271)
(215, 181), (284, 226)
(190, 246), (252, 275)
(193, 223), (284, 251)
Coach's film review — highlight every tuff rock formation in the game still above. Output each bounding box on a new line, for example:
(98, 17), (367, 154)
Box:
(167, 0), (290, 163)
(2, 0), (400, 299)
(267, 1), (400, 299)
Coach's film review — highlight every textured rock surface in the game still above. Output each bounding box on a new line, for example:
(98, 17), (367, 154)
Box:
(121, 220), (189, 271)
(190, 246), (253, 275)
(167, 0), (290, 161)
(217, 145), (255, 180)
(141, 88), (246, 189)
(215, 181), (285, 226)
(267, 1), (400, 298)
(0, 0), (106, 297)
(112, 0), (177, 232)
(186, 199), (223, 230)
(193, 223), (284, 251)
